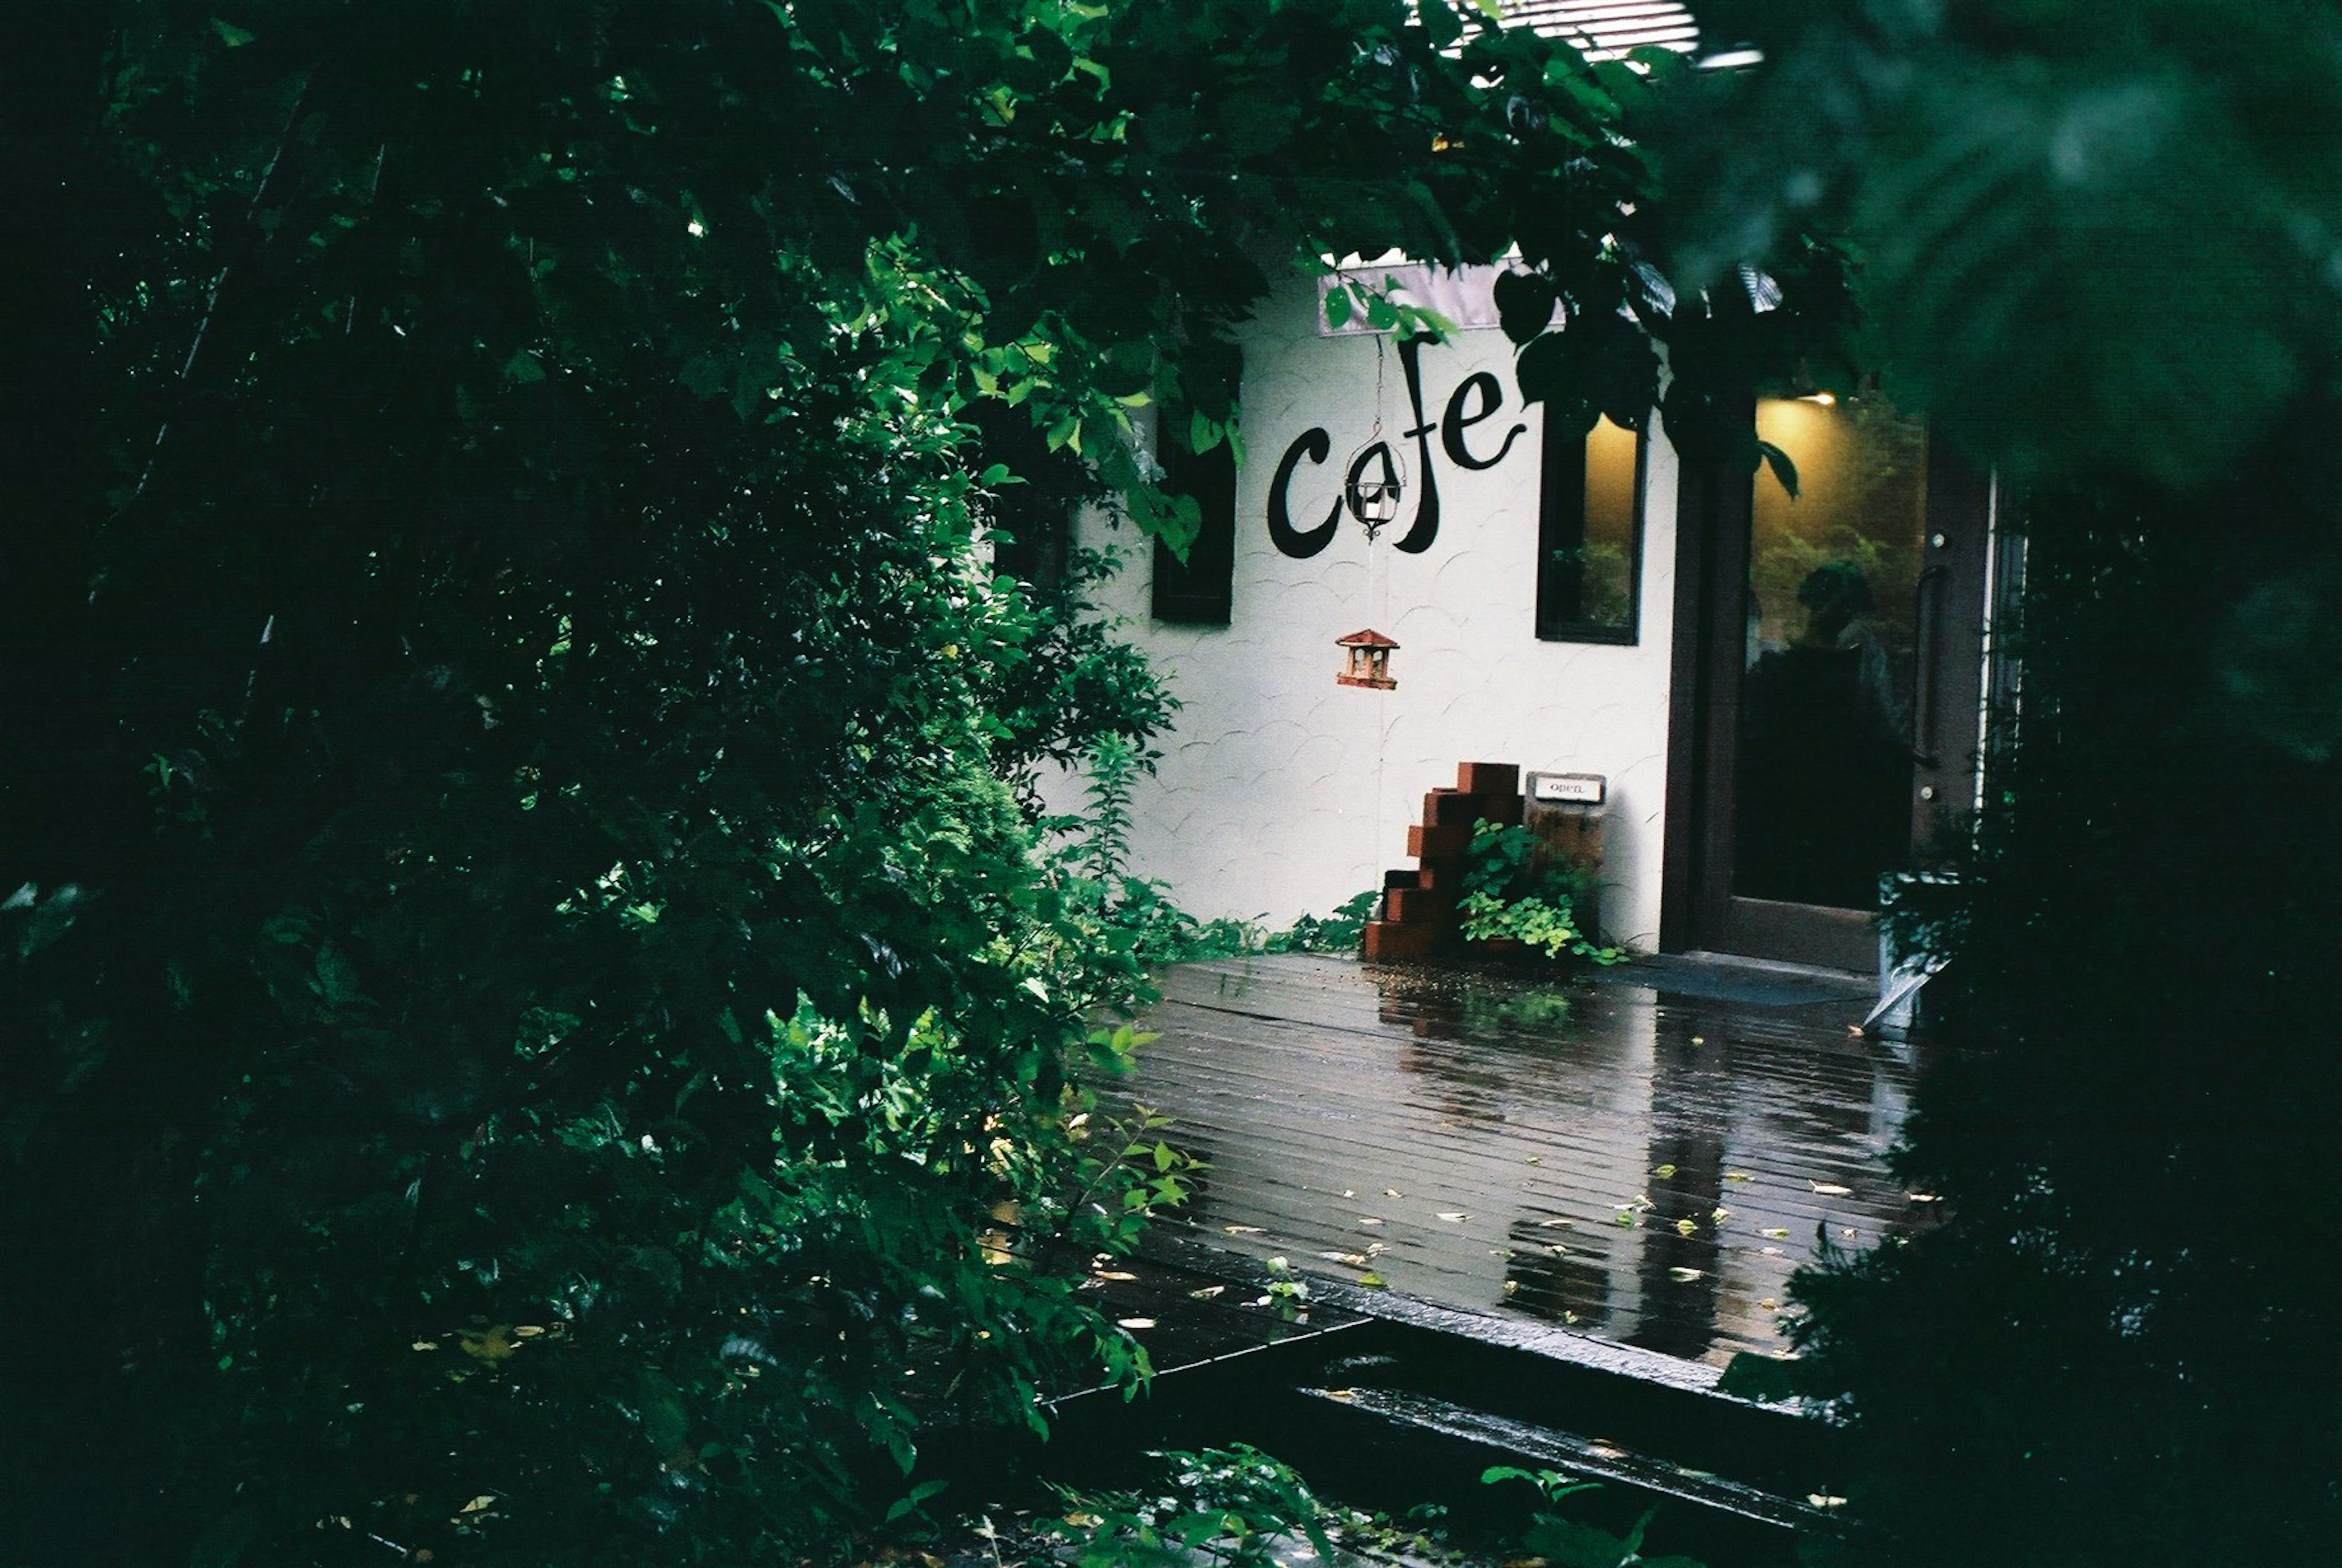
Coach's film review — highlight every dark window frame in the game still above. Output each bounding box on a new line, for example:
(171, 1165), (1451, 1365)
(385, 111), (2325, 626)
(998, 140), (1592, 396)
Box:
(1150, 404), (1239, 627)
(1534, 406), (1648, 645)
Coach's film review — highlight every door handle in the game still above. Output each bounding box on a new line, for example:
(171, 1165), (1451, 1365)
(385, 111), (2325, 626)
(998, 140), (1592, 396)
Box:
(1910, 562), (1947, 769)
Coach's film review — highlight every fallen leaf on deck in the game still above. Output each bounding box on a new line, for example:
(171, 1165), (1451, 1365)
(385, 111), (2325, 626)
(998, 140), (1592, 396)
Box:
(1323, 1388), (1355, 1401)
(1675, 1218), (1697, 1236)
(458, 1326), (516, 1363)
(1094, 1270), (1136, 1281)
(1725, 1171), (1754, 1183)
(1341, 1189), (1356, 1198)
(1668, 1267), (1704, 1282)
(1759, 1297), (1780, 1310)
(1525, 1156), (1542, 1165)
(1384, 1188), (1403, 1198)
(1810, 1182), (1853, 1197)
(1116, 1317), (1156, 1330)
(1908, 1192), (1942, 1203)
(1653, 1163), (1677, 1180)
(1356, 1273), (1388, 1289)
(1762, 1246), (1784, 1256)
(1810, 1494), (1847, 1510)
(1224, 1225), (1265, 1235)
(1841, 1227), (1859, 1239)
(1761, 1227), (1791, 1239)
(459, 1496), (496, 1515)
(1320, 1251), (1370, 1267)
(1712, 1207), (1732, 1222)
(1503, 1280), (1519, 1294)
(1357, 1217), (1384, 1226)
(1188, 1285), (1226, 1300)
(1436, 1211), (1469, 1222)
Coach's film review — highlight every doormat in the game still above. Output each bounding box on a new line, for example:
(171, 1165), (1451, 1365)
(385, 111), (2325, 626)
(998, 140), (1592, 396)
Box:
(1599, 953), (1872, 1010)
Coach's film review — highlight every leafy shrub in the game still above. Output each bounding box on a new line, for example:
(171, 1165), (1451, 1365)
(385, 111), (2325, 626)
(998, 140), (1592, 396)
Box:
(4, 318), (1202, 1564)
(1457, 823), (1625, 964)
(989, 546), (1180, 814)
(1045, 1445), (1340, 1568)
(1482, 1467), (1710, 1568)
(1038, 739), (1380, 974)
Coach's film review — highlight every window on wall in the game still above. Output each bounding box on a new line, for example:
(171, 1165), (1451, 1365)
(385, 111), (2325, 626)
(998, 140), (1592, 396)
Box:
(971, 399), (1080, 592)
(1536, 407), (1645, 643)
(1150, 408), (1238, 626)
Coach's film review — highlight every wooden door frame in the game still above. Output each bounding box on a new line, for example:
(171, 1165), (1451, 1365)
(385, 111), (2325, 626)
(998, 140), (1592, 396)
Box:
(1660, 410), (1994, 970)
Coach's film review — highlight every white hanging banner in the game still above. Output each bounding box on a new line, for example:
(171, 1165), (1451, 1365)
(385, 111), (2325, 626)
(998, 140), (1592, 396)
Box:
(1316, 263), (1513, 337)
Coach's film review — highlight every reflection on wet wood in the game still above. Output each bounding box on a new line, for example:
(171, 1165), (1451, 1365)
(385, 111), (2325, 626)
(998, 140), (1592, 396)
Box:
(1116, 955), (1927, 1369)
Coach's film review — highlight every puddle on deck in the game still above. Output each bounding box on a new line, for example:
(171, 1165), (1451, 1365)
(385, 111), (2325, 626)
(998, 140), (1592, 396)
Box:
(1117, 954), (1930, 1369)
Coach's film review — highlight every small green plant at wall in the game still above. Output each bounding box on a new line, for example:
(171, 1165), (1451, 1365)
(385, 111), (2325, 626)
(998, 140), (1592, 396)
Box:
(1458, 823), (1626, 964)
(1040, 743), (1381, 973)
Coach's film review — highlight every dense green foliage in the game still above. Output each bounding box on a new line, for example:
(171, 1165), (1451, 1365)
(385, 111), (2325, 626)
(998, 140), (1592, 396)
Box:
(0, 4), (1774, 1563)
(1641, 5), (2342, 1562)
(1652, 0), (2342, 489)
(24, 1), (2325, 1560)
(1781, 433), (2342, 1568)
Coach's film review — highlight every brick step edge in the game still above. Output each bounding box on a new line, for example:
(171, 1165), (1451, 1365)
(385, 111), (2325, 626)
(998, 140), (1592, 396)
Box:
(1363, 920), (1450, 963)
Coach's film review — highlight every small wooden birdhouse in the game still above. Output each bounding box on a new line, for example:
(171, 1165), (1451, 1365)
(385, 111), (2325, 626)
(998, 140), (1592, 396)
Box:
(1336, 628), (1398, 690)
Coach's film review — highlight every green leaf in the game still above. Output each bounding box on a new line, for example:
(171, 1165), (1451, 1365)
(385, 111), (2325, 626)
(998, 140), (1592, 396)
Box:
(1417, 0), (1463, 50)
(1522, 1514), (1635, 1568)
(1717, 1349), (1807, 1403)
(209, 18), (256, 47)
(883, 1478), (949, 1523)
(1756, 439), (1800, 499)
(1493, 269), (1560, 346)
(1514, 331), (1586, 426)
(678, 354), (727, 398)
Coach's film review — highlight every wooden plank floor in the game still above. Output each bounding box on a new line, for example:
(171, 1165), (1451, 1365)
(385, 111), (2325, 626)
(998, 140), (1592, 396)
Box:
(1113, 954), (1930, 1369)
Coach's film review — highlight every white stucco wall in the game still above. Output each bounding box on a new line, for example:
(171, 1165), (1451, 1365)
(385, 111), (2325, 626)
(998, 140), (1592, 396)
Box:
(1076, 280), (1683, 952)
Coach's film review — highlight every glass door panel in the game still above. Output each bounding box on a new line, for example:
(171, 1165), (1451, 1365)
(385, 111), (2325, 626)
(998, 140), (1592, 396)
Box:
(1732, 396), (1929, 911)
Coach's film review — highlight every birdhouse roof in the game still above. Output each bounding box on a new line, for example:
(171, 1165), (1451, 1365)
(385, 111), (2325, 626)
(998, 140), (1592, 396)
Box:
(1336, 628), (1399, 648)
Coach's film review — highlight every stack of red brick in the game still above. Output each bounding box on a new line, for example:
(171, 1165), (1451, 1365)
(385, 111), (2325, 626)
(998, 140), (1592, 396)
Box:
(1361, 761), (1522, 964)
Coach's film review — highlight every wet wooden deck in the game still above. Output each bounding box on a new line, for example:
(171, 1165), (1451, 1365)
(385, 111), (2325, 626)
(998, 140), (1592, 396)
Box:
(1115, 954), (1930, 1370)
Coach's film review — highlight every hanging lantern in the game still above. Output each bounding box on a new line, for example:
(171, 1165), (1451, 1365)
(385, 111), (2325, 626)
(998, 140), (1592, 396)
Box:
(1343, 440), (1405, 541)
(1336, 628), (1399, 690)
